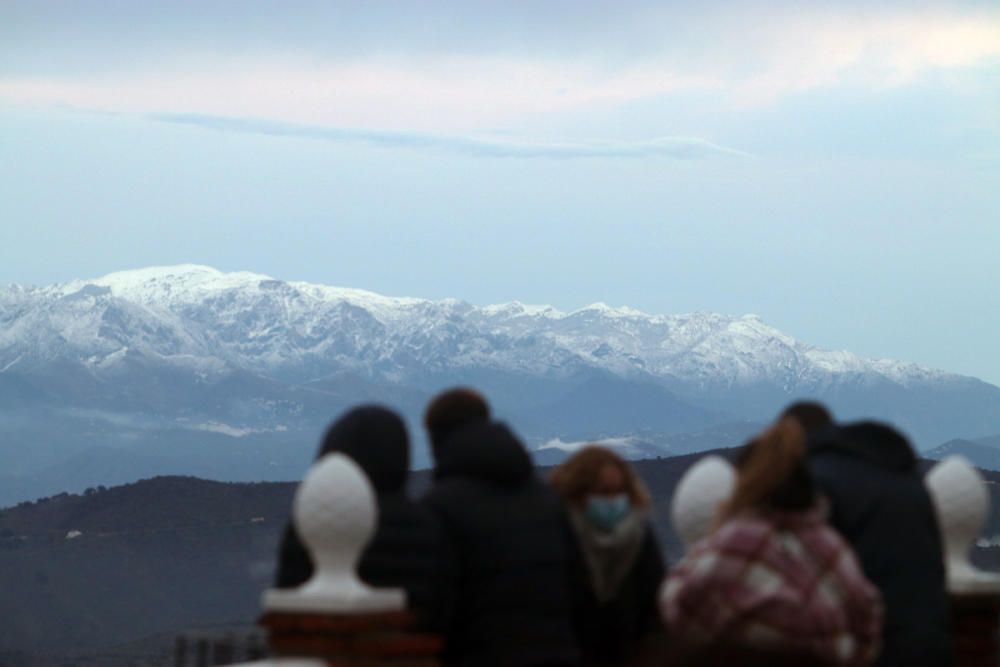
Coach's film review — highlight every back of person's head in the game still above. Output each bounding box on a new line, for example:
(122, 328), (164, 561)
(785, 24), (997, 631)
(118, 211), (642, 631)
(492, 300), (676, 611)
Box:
(814, 420), (917, 472)
(424, 387), (491, 450)
(721, 417), (816, 521)
(549, 445), (651, 510)
(317, 404), (409, 494)
(780, 401), (834, 435)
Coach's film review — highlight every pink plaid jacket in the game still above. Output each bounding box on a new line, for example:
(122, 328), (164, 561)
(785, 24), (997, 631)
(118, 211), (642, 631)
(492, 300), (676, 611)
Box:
(661, 504), (883, 666)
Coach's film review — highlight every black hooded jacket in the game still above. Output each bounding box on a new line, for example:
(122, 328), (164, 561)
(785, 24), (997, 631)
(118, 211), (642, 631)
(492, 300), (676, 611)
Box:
(808, 422), (952, 667)
(423, 421), (580, 667)
(274, 406), (452, 630)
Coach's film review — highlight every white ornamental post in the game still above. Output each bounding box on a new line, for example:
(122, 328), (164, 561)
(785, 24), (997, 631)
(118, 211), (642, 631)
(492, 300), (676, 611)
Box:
(263, 452), (405, 613)
(227, 452), (445, 666)
(671, 455), (737, 549)
(925, 455), (1000, 667)
(925, 455), (1000, 593)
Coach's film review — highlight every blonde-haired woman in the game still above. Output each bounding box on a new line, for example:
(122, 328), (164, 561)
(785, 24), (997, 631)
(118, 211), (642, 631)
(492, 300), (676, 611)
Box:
(550, 446), (665, 667)
(660, 418), (883, 666)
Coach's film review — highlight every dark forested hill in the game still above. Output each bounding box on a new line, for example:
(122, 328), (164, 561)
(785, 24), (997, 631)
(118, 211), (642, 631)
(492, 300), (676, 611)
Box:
(2, 456), (999, 665)
(0, 478), (294, 665)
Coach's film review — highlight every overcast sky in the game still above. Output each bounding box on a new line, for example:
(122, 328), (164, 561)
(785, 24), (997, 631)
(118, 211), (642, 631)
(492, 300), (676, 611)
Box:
(2, 1), (999, 383)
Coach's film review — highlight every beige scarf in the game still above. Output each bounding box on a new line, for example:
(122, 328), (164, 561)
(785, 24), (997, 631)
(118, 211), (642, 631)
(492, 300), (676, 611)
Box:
(570, 509), (646, 603)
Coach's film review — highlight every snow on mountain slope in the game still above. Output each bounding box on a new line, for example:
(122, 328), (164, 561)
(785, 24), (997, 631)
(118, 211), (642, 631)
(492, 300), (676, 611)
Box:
(0, 264), (957, 389)
(4, 265), (1000, 501)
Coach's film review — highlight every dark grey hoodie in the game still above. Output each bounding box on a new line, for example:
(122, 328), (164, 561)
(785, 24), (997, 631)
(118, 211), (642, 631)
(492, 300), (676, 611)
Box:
(809, 421), (952, 667)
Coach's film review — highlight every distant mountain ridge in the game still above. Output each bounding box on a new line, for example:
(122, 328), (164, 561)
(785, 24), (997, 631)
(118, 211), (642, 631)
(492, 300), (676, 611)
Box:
(1, 264), (957, 387)
(926, 435), (1000, 471)
(2, 264), (1000, 503)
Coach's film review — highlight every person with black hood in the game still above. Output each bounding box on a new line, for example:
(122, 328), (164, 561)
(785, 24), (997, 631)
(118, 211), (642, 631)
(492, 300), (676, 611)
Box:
(421, 388), (580, 667)
(274, 405), (452, 630)
(806, 417), (952, 667)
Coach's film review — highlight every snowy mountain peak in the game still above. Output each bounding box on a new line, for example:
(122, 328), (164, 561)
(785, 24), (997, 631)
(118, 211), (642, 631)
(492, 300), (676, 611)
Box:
(0, 265), (963, 391)
(575, 302), (650, 319)
(53, 264), (273, 304)
(480, 301), (559, 318)
(289, 282), (428, 319)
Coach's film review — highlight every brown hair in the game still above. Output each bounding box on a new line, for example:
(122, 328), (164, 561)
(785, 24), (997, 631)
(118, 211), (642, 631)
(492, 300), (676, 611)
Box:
(780, 401), (834, 435)
(549, 446), (652, 510)
(424, 387), (491, 449)
(719, 417), (816, 522)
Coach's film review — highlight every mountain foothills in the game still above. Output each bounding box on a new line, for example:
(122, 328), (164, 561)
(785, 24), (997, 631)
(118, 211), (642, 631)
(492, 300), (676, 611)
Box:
(2, 264), (1000, 503)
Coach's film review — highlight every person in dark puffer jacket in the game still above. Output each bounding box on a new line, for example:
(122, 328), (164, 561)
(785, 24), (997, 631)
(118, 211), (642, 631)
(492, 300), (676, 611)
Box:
(422, 388), (579, 667)
(274, 405), (452, 630)
(808, 421), (952, 667)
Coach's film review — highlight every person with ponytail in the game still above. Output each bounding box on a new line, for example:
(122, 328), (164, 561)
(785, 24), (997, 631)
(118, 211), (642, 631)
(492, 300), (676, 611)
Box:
(550, 446), (666, 667)
(660, 418), (883, 666)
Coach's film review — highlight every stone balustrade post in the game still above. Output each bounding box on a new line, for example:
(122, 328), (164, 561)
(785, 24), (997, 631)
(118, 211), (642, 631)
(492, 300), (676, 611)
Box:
(672, 452), (1000, 667)
(670, 455), (736, 549)
(926, 456), (1000, 667)
(228, 453), (442, 666)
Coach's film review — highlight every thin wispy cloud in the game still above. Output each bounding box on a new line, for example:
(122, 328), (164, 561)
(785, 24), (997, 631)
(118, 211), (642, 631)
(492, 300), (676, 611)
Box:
(145, 112), (748, 160)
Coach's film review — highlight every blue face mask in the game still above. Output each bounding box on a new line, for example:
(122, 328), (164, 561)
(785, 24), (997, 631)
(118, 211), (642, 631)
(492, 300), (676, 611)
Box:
(584, 494), (630, 531)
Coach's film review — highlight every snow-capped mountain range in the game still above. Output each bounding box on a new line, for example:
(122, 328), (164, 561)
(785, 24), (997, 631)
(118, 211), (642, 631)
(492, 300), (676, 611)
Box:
(0, 264), (949, 387)
(2, 265), (999, 505)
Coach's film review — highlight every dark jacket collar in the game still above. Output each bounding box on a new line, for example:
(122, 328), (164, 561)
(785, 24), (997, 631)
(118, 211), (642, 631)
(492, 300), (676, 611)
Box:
(808, 420), (917, 472)
(432, 420), (534, 487)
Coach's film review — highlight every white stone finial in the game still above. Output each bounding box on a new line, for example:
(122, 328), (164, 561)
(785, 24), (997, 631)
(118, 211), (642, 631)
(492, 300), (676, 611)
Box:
(925, 455), (1000, 593)
(671, 455), (736, 549)
(263, 453), (406, 612)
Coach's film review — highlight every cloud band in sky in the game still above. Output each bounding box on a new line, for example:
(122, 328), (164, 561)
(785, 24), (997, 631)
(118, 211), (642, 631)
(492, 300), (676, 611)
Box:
(145, 112), (749, 160)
